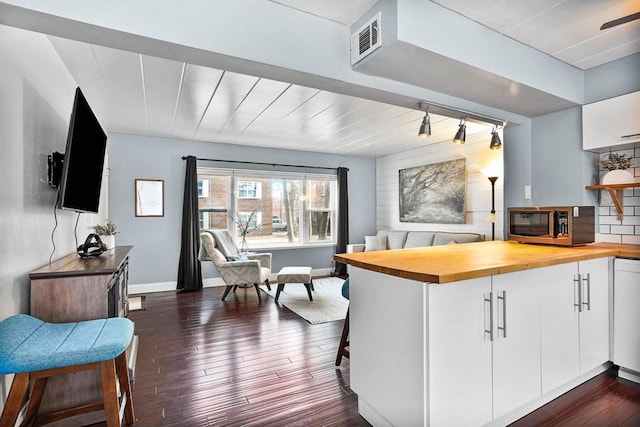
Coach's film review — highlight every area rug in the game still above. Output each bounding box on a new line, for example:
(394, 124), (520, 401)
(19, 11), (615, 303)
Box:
(260, 277), (348, 324)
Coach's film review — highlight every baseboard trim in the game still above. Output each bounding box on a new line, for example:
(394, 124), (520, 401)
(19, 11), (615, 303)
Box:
(129, 267), (334, 295)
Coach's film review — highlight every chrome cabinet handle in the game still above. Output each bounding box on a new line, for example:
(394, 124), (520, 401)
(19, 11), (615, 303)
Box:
(484, 292), (493, 341)
(582, 273), (591, 311)
(497, 290), (507, 338)
(574, 274), (583, 313)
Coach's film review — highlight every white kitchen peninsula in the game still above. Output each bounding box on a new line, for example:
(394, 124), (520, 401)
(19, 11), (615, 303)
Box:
(335, 241), (640, 427)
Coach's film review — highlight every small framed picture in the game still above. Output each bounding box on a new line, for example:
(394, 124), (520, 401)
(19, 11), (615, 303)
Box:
(135, 179), (164, 217)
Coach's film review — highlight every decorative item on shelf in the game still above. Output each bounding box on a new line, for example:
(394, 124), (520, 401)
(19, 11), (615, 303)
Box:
(599, 152), (635, 184)
(230, 209), (261, 253)
(90, 219), (118, 250)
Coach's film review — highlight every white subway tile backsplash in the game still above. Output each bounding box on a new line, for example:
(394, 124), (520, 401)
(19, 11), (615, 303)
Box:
(623, 216), (640, 226)
(599, 215), (622, 225)
(610, 225), (635, 235)
(595, 149), (640, 242)
(596, 233), (622, 243)
(622, 235), (640, 244)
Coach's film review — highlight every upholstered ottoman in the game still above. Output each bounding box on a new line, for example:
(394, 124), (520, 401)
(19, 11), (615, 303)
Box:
(275, 266), (314, 302)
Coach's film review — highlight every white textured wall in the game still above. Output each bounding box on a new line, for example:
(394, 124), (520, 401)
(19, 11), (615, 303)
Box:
(0, 24), (108, 408)
(376, 129), (504, 240)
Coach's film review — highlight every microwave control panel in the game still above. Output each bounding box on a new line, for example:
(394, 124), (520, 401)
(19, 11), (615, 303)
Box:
(554, 211), (569, 236)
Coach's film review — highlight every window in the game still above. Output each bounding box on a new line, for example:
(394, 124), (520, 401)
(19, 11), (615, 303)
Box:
(238, 181), (262, 199)
(199, 211), (210, 230)
(196, 175), (229, 230)
(197, 167), (337, 248)
(197, 179), (209, 198)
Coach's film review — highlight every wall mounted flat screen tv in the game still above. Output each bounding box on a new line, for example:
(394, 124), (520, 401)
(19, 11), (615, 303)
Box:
(57, 87), (107, 213)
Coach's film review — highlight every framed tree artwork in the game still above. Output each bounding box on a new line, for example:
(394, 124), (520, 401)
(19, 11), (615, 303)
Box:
(399, 158), (466, 224)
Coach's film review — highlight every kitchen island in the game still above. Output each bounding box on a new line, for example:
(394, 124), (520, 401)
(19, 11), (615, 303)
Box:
(334, 241), (640, 427)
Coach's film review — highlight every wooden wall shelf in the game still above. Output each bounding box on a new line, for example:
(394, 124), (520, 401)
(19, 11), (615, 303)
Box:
(585, 182), (640, 220)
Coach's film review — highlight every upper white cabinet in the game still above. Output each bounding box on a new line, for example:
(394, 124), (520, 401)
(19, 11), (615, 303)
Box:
(583, 91), (640, 151)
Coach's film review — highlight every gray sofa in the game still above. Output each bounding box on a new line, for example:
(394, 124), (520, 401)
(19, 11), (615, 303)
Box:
(347, 229), (484, 253)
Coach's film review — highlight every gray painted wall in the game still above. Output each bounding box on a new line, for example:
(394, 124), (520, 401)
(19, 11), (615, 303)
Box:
(584, 52), (640, 104)
(503, 119), (532, 209)
(531, 107), (598, 207)
(107, 134), (376, 286)
(0, 24), (109, 406)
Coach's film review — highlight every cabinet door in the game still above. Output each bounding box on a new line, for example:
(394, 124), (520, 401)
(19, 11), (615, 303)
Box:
(583, 92), (640, 150)
(492, 271), (542, 419)
(428, 277), (493, 427)
(539, 263), (580, 394)
(614, 260), (640, 372)
(578, 257), (610, 374)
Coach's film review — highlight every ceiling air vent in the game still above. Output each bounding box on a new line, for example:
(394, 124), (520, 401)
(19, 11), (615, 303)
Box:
(350, 12), (382, 66)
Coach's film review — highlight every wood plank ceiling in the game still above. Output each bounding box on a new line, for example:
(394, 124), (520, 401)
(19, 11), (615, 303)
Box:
(49, 36), (495, 158)
(46, 0), (639, 157)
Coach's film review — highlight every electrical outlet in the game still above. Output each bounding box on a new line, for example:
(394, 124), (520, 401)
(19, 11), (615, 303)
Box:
(524, 185), (531, 200)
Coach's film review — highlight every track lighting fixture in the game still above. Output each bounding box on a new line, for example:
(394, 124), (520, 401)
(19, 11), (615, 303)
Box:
(490, 127), (502, 150)
(453, 119), (466, 144)
(418, 108), (431, 138)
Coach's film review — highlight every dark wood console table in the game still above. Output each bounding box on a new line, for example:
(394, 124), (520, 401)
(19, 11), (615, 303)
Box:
(29, 246), (138, 425)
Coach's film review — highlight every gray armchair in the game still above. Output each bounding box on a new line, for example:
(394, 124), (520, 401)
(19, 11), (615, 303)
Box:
(199, 230), (272, 302)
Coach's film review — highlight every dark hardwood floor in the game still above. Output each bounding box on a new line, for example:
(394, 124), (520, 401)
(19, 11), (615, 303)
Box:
(112, 286), (640, 426)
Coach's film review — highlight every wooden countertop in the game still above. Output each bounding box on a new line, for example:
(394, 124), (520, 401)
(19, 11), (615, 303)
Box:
(334, 241), (640, 284)
(30, 246), (133, 279)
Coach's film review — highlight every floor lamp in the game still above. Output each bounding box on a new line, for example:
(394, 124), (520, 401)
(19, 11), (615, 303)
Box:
(488, 176), (498, 241)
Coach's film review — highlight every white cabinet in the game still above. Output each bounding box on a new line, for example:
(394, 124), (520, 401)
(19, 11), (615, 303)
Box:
(491, 270), (542, 418)
(614, 258), (640, 377)
(428, 277), (493, 427)
(539, 263), (580, 393)
(583, 91), (640, 151)
(430, 271), (542, 423)
(539, 258), (610, 393)
(578, 258), (610, 374)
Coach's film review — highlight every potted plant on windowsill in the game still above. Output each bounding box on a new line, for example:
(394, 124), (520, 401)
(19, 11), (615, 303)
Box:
(599, 153), (635, 185)
(91, 219), (118, 250)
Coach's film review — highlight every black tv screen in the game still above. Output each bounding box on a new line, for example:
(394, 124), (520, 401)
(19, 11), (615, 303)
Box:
(57, 87), (107, 213)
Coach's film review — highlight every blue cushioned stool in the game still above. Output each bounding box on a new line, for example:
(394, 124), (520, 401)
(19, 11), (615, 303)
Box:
(0, 314), (135, 427)
(335, 279), (350, 366)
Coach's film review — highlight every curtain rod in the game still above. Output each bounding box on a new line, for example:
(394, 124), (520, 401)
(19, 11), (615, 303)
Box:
(181, 156), (347, 171)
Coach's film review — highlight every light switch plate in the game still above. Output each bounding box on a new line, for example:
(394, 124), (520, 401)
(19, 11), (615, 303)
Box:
(524, 185), (531, 200)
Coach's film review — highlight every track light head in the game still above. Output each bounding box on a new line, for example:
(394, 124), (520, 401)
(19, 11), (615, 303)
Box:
(418, 112), (431, 138)
(490, 128), (502, 150)
(453, 120), (466, 144)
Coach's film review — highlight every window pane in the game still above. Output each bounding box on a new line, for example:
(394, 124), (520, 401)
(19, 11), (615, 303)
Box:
(309, 211), (332, 241)
(306, 180), (333, 209)
(197, 175), (228, 229)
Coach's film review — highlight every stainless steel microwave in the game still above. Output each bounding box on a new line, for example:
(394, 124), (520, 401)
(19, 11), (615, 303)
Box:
(507, 206), (595, 246)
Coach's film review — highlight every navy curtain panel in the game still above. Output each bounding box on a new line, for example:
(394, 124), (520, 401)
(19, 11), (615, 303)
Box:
(335, 167), (349, 276)
(177, 156), (203, 291)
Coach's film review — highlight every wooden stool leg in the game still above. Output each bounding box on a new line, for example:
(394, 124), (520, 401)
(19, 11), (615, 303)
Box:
(304, 283), (313, 301)
(21, 377), (48, 426)
(275, 283), (285, 301)
(115, 352), (135, 425)
(100, 359), (121, 427)
(335, 307), (350, 366)
(265, 278), (271, 291)
(0, 372), (30, 426)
